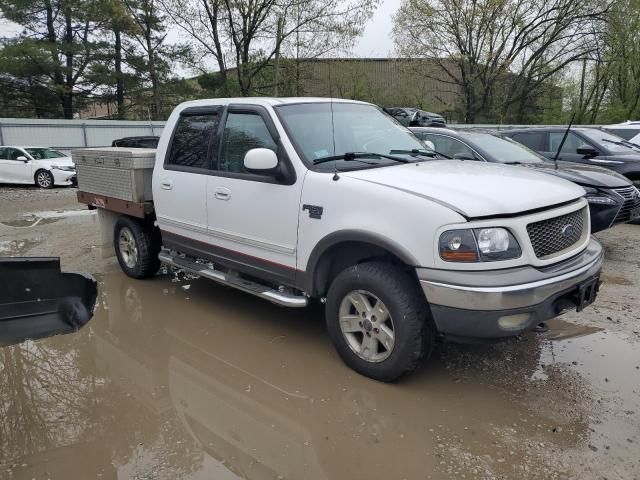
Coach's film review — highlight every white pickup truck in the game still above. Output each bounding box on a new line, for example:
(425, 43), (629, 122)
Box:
(77, 98), (603, 381)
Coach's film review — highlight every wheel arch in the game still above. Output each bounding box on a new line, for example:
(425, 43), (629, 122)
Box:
(303, 230), (419, 297)
(34, 168), (53, 186)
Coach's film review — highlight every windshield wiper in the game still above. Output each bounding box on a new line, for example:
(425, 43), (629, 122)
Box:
(313, 151), (409, 165)
(389, 148), (453, 160)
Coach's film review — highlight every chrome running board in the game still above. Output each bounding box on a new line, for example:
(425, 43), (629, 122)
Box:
(158, 251), (308, 308)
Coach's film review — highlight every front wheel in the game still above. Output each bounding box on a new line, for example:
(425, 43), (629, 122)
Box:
(35, 170), (54, 189)
(114, 216), (161, 279)
(325, 262), (435, 382)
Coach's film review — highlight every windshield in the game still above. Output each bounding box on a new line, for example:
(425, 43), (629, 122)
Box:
(579, 129), (638, 153)
(275, 103), (428, 170)
(464, 133), (545, 164)
(25, 148), (67, 159)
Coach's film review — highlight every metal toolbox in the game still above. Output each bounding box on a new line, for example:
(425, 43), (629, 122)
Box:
(72, 148), (156, 202)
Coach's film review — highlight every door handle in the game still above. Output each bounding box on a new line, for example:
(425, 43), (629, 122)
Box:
(161, 179), (173, 190)
(214, 187), (231, 200)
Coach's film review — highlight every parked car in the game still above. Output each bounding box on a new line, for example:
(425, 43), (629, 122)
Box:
(410, 127), (640, 232)
(112, 136), (160, 148)
(602, 121), (640, 144)
(384, 107), (446, 127)
(0, 146), (76, 188)
(502, 127), (640, 190)
(76, 98), (603, 382)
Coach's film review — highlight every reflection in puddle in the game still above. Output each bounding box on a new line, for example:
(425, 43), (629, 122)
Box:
(0, 273), (638, 479)
(0, 209), (93, 228)
(0, 237), (44, 255)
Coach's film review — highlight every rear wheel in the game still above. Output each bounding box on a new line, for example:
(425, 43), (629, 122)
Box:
(35, 170), (54, 189)
(325, 261), (435, 382)
(114, 216), (160, 279)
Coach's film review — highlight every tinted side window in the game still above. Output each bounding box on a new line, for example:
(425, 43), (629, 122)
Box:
(6, 148), (23, 160)
(549, 132), (584, 154)
(511, 132), (546, 151)
(603, 128), (637, 141)
(0, 148), (6, 159)
(167, 113), (220, 169)
(423, 134), (474, 158)
(219, 113), (277, 174)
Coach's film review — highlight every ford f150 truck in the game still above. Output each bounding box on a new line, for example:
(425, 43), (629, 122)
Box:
(76, 98), (603, 381)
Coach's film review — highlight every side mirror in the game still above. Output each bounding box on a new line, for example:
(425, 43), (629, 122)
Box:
(577, 145), (598, 157)
(453, 152), (475, 161)
(16, 156), (28, 162)
(244, 148), (278, 173)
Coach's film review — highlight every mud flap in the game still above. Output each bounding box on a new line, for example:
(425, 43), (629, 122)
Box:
(0, 257), (98, 346)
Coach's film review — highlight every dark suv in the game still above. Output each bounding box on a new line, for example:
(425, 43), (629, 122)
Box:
(111, 136), (159, 148)
(502, 127), (640, 191)
(385, 107), (446, 127)
(411, 127), (640, 232)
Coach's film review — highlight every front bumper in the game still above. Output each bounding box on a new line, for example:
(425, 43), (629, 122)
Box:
(51, 169), (77, 186)
(418, 238), (603, 341)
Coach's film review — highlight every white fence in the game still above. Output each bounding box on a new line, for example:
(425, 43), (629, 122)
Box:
(0, 118), (166, 150)
(0, 118), (605, 151)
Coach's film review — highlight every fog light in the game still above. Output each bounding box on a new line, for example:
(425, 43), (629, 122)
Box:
(497, 313), (531, 331)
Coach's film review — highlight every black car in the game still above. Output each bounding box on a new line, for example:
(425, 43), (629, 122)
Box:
(111, 136), (159, 148)
(410, 127), (640, 233)
(385, 107), (446, 127)
(502, 127), (640, 190)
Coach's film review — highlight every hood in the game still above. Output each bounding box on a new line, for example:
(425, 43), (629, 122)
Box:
(342, 160), (585, 218)
(521, 161), (630, 188)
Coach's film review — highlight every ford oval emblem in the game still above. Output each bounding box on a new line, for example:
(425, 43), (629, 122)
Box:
(562, 224), (576, 237)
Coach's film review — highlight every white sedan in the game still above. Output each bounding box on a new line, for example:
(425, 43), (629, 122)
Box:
(0, 146), (76, 188)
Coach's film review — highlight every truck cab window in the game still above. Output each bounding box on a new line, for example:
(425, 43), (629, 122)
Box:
(219, 112), (277, 173)
(167, 113), (220, 169)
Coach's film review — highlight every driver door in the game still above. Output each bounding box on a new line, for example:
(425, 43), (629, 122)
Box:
(0, 148), (33, 184)
(205, 105), (303, 286)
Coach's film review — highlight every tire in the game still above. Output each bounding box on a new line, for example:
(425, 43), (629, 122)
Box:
(35, 169), (54, 189)
(114, 216), (161, 279)
(325, 261), (435, 382)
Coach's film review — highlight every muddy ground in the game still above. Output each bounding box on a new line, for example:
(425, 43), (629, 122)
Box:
(1, 185), (639, 480)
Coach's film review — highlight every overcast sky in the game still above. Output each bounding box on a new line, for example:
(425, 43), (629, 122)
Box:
(0, 0), (399, 65)
(353, 0), (398, 57)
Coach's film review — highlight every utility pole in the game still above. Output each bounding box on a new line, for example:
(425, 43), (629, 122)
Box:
(274, 16), (284, 97)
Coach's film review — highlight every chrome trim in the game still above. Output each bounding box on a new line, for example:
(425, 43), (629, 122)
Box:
(426, 254), (599, 294)
(159, 251), (308, 308)
(420, 240), (603, 311)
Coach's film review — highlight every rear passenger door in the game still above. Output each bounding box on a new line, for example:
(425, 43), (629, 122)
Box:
(154, 106), (222, 248)
(205, 105), (303, 286)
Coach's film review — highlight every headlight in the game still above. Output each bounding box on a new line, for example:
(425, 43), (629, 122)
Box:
(586, 195), (616, 205)
(51, 165), (75, 172)
(439, 228), (521, 262)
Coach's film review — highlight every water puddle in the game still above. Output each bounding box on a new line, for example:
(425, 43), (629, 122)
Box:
(0, 273), (638, 479)
(0, 237), (44, 255)
(0, 208), (93, 228)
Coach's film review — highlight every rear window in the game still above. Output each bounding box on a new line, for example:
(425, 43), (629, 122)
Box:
(166, 112), (221, 169)
(510, 132), (547, 151)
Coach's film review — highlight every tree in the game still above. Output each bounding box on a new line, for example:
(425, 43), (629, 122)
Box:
(159, 0), (229, 93)
(0, 0), (106, 118)
(123, 0), (180, 119)
(160, 0), (379, 96)
(393, 0), (609, 123)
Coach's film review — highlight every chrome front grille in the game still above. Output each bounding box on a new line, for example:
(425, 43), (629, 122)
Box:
(527, 207), (586, 258)
(613, 186), (640, 224)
